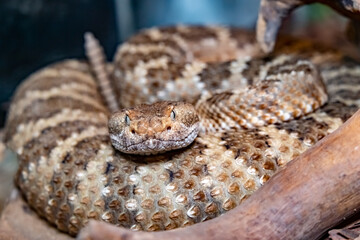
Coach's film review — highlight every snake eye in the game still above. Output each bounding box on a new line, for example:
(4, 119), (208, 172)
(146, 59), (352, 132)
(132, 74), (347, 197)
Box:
(170, 110), (176, 120)
(125, 114), (131, 126)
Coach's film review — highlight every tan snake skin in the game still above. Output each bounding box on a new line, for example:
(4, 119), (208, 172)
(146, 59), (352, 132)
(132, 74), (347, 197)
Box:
(4, 26), (360, 236)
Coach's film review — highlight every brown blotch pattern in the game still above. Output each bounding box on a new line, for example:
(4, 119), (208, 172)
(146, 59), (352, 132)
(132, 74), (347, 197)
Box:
(5, 26), (360, 236)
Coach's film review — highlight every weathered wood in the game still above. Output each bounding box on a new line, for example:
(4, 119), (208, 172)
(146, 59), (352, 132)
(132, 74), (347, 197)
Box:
(257, 0), (360, 53)
(77, 109), (360, 240)
(327, 216), (360, 240)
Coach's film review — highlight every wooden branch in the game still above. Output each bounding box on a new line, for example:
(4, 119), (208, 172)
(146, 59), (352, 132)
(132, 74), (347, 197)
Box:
(256, 0), (360, 53)
(78, 109), (360, 240)
(256, 0), (302, 53)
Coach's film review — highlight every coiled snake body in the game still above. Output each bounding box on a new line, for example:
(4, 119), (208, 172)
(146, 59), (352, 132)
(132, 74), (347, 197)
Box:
(4, 26), (360, 236)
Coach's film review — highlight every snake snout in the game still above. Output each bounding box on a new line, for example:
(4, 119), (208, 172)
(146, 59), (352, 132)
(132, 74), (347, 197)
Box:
(108, 101), (200, 154)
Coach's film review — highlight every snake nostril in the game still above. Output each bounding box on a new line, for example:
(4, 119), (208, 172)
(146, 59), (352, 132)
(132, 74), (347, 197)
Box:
(167, 126), (171, 131)
(131, 129), (135, 134)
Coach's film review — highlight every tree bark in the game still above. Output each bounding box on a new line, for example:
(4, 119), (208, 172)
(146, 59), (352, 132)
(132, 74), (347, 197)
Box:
(257, 0), (360, 53)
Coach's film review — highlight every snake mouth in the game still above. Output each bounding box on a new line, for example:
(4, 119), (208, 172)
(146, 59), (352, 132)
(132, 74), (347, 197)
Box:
(110, 125), (199, 155)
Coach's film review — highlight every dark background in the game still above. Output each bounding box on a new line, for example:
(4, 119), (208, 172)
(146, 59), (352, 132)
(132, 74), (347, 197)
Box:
(0, 0), (118, 126)
(0, 0), (346, 127)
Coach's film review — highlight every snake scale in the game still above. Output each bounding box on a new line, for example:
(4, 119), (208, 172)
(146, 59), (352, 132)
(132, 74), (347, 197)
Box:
(4, 26), (360, 236)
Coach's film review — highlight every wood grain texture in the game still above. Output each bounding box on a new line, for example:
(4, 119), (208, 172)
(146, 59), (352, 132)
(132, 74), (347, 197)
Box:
(256, 0), (360, 53)
(78, 109), (360, 240)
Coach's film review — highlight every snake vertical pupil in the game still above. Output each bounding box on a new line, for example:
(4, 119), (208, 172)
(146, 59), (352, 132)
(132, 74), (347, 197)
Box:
(170, 110), (176, 120)
(125, 114), (131, 126)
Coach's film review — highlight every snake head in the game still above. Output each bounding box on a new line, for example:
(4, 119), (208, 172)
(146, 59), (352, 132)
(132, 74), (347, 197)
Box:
(108, 101), (200, 155)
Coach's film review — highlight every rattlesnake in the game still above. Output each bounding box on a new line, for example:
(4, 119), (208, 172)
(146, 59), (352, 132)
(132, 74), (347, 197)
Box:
(4, 26), (360, 236)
